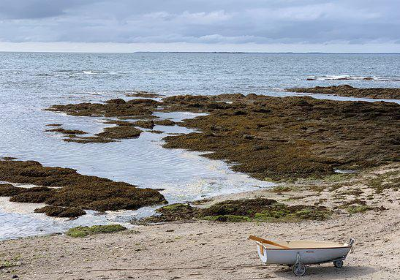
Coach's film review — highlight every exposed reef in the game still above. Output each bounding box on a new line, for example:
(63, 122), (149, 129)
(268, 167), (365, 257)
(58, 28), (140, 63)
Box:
(45, 99), (168, 143)
(0, 184), (23, 196)
(125, 91), (163, 98)
(45, 128), (87, 136)
(0, 160), (166, 217)
(95, 126), (142, 141)
(2, 157), (17, 161)
(161, 94), (399, 180)
(143, 163), (399, 223)
(45, 123), (62, 127)
(34, 206), (86, 218)
(141, 198), (331, 223)
(133, 120), (155, 129)
(47, 98), (158, 118)
(46, 90), (399, 180)
(154, 119), (176, 126)
(46, 121), (143, 144)
(66, 224), (127, 237)
(287, 85), (400, 99)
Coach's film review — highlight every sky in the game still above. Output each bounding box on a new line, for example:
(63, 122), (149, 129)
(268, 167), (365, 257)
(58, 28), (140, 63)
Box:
(0, 0), (399, 53)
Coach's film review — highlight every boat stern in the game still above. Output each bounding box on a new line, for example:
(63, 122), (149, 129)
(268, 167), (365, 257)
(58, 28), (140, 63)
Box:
(256, 242), (268, 263)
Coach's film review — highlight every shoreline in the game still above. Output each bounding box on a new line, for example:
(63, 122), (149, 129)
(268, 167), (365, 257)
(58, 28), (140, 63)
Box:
(1, 163), (399, 279)
(1, 87), (399, 278)
(1, 88), (399, 230)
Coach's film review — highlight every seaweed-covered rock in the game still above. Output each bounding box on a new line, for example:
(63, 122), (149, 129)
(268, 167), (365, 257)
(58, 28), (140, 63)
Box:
(47, 91), (400, 180)
(126, 91), (162, 98)
(288, 85), (400, 99)
(96, 126), (142, 140)
(34, 206), (86, 218)
(45, 128), (87, 135)
(106, 99), (126, 104)
(52, 123), (142, 144)
(162, 94), (400, 180)
(66, 225), (127, 237)
(133, 120), (155, 129)
(154, 119), (175, 126)
(0, 184), (23, 196)
(47, 98), (159, 118)
(46, 123), (62, 127)
(9, 187), (55, 203)
(200, 198), (330, 222)
(142, 198), (331, 223)
(2, 157), (17, 161)
(153, 203), (197, 222)
(87, 197), (151, 212)
(0, 160), (167, 215)
(201, 198), (277, 217)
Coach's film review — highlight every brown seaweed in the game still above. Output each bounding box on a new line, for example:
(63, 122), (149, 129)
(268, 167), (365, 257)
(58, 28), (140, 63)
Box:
(161, 94), (400, 180)
(34, 206), (86, 218)
(0, 160), (167, 216)
(142, 198), (331, 223)
(288, 85), (400, 99)
(46, 91), (400, 181)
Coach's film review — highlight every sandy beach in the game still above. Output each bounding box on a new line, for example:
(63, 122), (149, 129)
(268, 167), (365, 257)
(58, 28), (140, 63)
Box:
(1, 164), (399, 280)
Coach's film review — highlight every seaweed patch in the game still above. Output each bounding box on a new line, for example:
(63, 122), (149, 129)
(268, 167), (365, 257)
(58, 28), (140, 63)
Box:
(0, 160), (167, 217)
(46, 92), (400, 180)
(287, 85), (400, 99)
(141, 198), (331, 223)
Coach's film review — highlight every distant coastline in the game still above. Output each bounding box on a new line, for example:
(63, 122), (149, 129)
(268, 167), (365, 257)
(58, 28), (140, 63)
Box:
(1, 50), (400, 54)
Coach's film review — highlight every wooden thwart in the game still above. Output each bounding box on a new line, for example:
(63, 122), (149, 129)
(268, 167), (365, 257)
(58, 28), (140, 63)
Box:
(249, 235), (290, 249)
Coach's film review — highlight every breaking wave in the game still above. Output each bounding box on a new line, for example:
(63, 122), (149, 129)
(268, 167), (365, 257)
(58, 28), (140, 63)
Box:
(306, 75), (400, 81)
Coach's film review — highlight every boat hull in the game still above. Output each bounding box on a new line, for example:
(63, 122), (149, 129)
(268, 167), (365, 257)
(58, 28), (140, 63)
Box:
(257, 244), (351, 265)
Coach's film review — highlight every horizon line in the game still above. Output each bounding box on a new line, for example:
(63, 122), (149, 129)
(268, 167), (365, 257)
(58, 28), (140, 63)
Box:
(1, 51), (399, 55)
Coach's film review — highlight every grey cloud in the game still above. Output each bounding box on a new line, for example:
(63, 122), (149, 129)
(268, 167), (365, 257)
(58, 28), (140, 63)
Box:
(0, 0), (95, 19)
(0, 0), (399, 45)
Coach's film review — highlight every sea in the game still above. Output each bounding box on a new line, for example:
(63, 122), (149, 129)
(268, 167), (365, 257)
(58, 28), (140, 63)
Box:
(1, 52), (399, 240)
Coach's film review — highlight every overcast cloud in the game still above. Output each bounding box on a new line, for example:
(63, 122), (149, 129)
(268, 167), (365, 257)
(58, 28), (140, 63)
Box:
(0, 0), (399, 51)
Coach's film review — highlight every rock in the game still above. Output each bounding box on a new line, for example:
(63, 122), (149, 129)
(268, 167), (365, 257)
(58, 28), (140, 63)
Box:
(0, 160), (167, 214)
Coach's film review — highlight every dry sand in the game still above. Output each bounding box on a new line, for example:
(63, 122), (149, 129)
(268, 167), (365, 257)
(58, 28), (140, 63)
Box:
(1, 165), (399, 280)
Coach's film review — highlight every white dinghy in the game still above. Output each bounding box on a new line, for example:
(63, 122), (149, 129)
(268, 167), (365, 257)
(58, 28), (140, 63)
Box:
(249, 235), (354, 276)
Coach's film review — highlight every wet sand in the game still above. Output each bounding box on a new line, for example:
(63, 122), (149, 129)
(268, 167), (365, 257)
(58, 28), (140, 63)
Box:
(1, 164), (399, 280)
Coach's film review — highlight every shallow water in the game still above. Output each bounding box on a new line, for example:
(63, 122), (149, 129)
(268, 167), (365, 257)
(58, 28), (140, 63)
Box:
(1, 52), (399, 240)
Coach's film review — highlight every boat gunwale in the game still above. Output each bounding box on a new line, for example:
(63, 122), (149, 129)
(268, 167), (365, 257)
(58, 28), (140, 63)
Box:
(256, 242), (352, 251)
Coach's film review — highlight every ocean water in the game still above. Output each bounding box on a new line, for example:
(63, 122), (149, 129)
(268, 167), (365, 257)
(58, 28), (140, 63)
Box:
(1, 52), (399, 240)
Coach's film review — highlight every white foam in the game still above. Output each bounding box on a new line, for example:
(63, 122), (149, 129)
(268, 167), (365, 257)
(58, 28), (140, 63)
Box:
(306, 75), (400, 81)
(82, 70), (98, 75)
